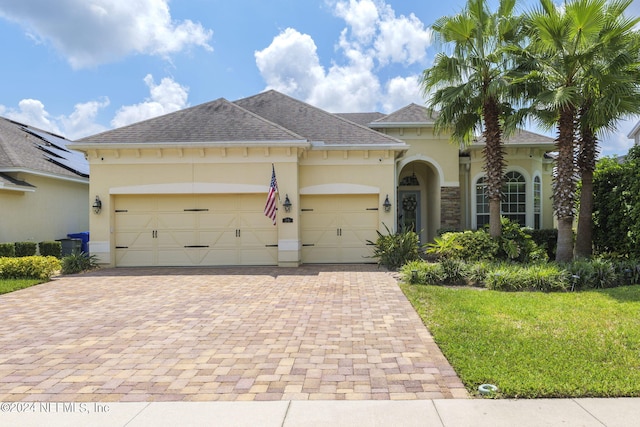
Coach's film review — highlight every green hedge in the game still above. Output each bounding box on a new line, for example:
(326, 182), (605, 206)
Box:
(0, 256), (61, 280)
(38, 241), (62, 258)
(15, 242), (37, 257)
(0, 243), (15, 257)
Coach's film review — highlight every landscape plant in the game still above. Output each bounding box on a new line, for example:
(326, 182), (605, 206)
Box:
(367, 224), (421, 270)
(0, 256), (61, 280)
(61, 250), (99, 275)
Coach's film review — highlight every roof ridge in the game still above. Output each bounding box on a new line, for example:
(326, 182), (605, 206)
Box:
(236, 90), (406, 145)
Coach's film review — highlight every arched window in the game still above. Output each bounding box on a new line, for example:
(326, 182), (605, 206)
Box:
(502, 171), (526, 226)
(534, 175), (541, 229)
(475, 177), (490, 228)
(475, 171), (527, 228)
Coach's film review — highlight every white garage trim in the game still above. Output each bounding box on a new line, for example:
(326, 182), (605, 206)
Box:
(110, 182), (268, 194)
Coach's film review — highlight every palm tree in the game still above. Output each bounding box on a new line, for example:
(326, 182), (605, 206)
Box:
(574, 4), (640, 258)
(522, 0), (620, 262)
(420, 0), (524, 238)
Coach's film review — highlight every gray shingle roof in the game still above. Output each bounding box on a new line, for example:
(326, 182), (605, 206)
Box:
(372, 103), (438, 125)
(335, 112), (386, 127)
(473, 129), (556, 146)
(0, 117), (87, 180)
(79, 98), (306, 144)
(234, 90), (406, 146)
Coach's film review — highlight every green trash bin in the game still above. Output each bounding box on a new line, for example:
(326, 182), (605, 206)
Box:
(57, 238), (82, 256)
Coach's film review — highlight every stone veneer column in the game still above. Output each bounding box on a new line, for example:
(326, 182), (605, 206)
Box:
(440, 187), (461, 230)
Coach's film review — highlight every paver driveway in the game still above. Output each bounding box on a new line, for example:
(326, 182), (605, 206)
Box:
(0, 265), (468, 402)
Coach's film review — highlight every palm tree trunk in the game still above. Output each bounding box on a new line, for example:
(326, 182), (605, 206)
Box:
(575, 123), (597, 259)
(557, 217), (574, 262)
(483, 97), (505, 238)
(575, 169), (593, 258)
(554, 106), (577, 262)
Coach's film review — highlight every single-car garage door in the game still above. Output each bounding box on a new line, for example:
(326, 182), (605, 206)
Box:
(114, 194), (278, 266)
(300, 194), (379, 263)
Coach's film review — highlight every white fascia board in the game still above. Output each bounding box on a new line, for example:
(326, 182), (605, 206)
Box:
(0, 168), (89, 185)
(69, 140), (311, 151)
(309, 141), (409, 151)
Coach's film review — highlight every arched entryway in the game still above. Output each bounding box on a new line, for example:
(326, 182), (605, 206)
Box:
(397, 160), (441, 244)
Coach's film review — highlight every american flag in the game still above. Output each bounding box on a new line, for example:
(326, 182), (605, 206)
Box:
(264, 165), (278, 225)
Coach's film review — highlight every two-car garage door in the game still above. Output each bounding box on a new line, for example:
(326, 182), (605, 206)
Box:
(114, 194), (278, 266)
(114, 193), (380, 266)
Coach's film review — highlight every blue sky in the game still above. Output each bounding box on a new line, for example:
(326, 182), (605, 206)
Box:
(0, 0), (638, 157)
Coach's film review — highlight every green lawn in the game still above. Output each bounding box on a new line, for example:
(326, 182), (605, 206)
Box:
(400, 283), (640, 398)
(0, 278), (45, 295)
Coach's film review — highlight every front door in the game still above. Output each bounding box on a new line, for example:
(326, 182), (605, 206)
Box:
(398, 191), (420, 234)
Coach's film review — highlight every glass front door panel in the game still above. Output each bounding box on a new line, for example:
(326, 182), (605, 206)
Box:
(399, 191), (420, 233)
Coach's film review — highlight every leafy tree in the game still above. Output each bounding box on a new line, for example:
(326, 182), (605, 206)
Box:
(593, 147), (640, 257)
(574, 2), (640, 258)
(421, 0), (524, 238)
(520, 0), (634, 261)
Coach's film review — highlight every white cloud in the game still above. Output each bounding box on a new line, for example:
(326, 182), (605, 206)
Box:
(2, 99), (61, 134)
(382, 75), (424, 112)
(374, 11), (432, 65)
(255, 0), (431, 113)
(255, 28), (325, 101)
(111, 74), (189, 128)
(0, 97), (110, 140)
(61, 98), (110, 140)
(0, 0), (213, 68)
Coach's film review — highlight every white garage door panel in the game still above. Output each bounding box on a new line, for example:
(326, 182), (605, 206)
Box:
(301, 194), (378, 264)
(114, 194), (277, 266)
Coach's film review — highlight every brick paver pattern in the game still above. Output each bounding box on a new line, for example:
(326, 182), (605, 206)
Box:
(0, 265), (468, 402)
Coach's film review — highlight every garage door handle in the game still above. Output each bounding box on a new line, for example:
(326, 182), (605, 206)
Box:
(115, 209), (128, 213)
(366, 208), (379, 210)
(184, 208), (209, 211)
(302, 244), (315, 247)
(265, 244), (278, 247)
(115, 246), (128, 249)
(184, 245), (210, 248)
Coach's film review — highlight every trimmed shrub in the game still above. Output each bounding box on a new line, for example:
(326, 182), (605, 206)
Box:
(440, 258), (468, 286)
(0, 256), (61, 280)
(400, 260), (444, 285)
(367, 224), (421, 270)
(61, 251), (99, 275)
(450, 230), (499, 261)
(485, 263), (567, 292)
(14, 242), (37, 257)
(0, 243), (15, 257)
(38, 241), (62, 258)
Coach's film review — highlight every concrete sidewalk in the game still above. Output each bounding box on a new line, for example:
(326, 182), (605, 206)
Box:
(0, 398), (637, 426)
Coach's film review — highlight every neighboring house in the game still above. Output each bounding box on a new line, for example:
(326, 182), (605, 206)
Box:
(71, 90), (555, 267)
(628, 120), (640, 146)
(0, 118), (89, 244)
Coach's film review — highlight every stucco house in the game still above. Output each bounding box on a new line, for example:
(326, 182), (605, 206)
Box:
(0, 118), (89, 244)
(71, 90), (555, 267)
(628, 120), (640, 146)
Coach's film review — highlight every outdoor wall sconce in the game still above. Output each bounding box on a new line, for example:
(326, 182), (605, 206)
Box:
(383, 195), (392, 212)
(283, 194), (292, 212)
(92, 196), (102, 214)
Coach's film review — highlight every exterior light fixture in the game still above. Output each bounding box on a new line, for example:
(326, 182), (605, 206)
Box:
(92, 196), (102, 214)
(283, 194), (292, 212)
(383, 195), (392, 212)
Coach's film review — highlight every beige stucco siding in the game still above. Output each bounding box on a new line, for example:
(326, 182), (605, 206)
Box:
(0, 174), (88, 244)
(85, 145), (396, 266)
